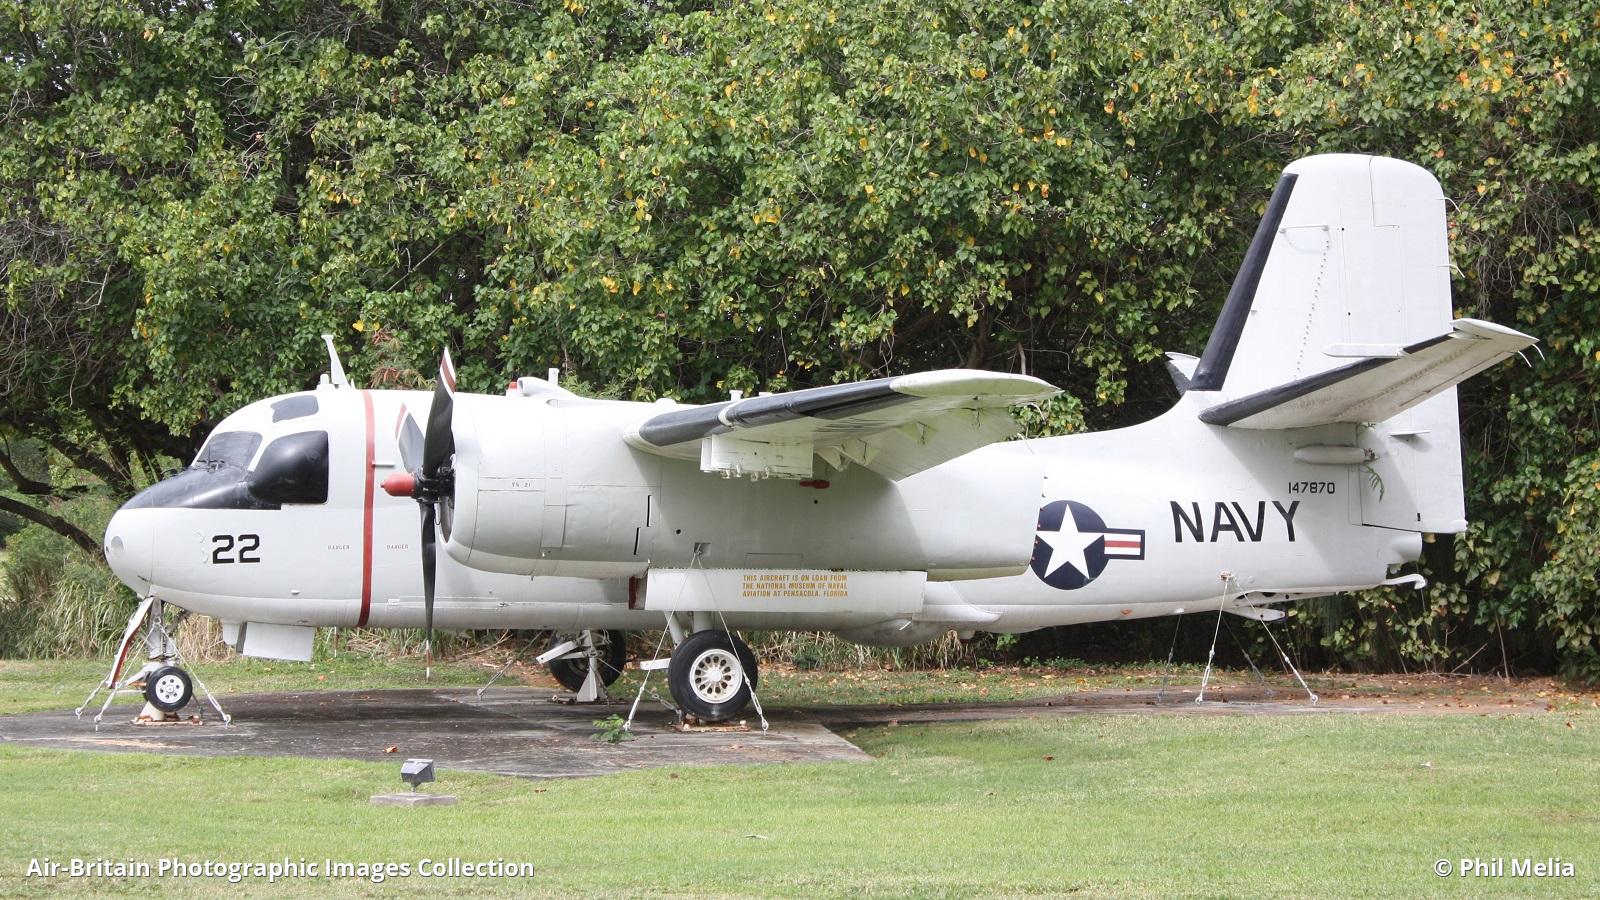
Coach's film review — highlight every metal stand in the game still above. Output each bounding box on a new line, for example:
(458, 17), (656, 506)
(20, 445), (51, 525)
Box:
(75, 597), (231, 730)
(1191, 570), (1318, 707)
(1223, 617), (1278, 700)
(535, 630), (614, 703)
(1156, 608), (1184, 703)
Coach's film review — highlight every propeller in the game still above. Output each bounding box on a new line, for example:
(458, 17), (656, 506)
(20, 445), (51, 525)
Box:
(381, 350), (457, 678)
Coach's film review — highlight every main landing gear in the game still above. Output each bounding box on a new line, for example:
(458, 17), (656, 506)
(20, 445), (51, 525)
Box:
(475, 629), (629, 703)
(76, 596), (229, 729)
(545, 629), (627, 696)
(667, 629), (759, 723)
(623, 613), (763, 729)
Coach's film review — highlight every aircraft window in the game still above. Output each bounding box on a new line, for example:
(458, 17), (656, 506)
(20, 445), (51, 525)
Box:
(247, 431), (329, 504)
(271, 395), (319, 422)
(194, 432), (262, 470)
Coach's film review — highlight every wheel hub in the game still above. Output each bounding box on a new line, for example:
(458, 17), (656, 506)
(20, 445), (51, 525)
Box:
(152, 674), (185, 704)
(688, 648), (743, 703)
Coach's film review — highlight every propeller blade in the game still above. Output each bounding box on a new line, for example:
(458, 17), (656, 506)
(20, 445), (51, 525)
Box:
(422, 349), (456, 475)
(421, 501), (437, 680)
(395, 405), (424, 474)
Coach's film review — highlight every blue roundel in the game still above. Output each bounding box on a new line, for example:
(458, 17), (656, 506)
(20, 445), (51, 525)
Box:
(1029, 500), (1145, 591)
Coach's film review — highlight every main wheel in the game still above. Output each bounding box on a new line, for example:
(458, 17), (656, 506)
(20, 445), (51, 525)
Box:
(547, 630), (627, 692)
(144, 665), (193, 713)
(668, 630), (757, 723)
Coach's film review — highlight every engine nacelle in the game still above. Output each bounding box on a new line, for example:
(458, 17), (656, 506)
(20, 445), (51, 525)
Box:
(447, 396), (657, 578)
(445, 394), (1045, 580)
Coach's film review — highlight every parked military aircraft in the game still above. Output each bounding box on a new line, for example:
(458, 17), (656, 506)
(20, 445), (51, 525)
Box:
(101, 154), (1536, 722)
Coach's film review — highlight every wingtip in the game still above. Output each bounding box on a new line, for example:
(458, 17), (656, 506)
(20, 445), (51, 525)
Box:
(1450, 318), (1538, 348)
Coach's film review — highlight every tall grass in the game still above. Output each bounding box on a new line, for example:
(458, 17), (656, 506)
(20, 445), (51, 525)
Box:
(0, 522), (135, 658)
(744, 629), (980, 670)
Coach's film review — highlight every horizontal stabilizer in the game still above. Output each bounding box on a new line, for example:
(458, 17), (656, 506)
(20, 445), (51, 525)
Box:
(625, 370), (1059, 480)
(1199, 319), (1536, 429)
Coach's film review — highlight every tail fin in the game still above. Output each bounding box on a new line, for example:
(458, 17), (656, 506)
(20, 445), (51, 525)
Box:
(1188, 154), (1537, 534)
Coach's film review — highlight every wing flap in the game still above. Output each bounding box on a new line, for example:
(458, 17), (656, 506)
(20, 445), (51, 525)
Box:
(625, 369), (1058, 480)
(1199, 318), (1535, 429)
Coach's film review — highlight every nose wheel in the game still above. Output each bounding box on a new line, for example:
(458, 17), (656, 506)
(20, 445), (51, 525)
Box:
(143, 665), (194, 713)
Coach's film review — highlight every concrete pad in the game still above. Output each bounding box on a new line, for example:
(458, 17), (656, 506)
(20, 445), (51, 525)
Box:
(0, 688), (870, 779)
(370, 792), (458, 807)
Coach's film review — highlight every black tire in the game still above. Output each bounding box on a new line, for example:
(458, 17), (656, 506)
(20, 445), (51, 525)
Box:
(547, 630), (627, 692)
(668, 630), (757, 723)
(144, 665), (192, 713)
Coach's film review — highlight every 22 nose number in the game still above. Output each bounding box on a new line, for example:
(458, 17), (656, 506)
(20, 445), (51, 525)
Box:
(211, 534), (262, 564)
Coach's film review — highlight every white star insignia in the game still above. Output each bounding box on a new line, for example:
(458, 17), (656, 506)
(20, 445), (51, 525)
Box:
(1036, 514), (1102, 581)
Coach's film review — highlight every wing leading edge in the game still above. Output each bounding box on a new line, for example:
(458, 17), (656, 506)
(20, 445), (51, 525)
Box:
(624, 370), (1059, 480)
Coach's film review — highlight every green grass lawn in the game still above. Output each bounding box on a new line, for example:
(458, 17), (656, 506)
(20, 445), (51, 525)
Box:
(0, 713), (1594, 897)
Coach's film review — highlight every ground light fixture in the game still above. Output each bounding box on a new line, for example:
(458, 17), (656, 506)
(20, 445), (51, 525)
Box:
(400, 758), (435, 792)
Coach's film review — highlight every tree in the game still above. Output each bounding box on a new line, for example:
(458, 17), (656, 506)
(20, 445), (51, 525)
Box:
(2, 0), (1597, 675)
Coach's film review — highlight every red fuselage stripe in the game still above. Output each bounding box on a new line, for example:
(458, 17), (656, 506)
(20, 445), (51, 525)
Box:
(359, 390), (376, 626)
(1103, 540), (1141, 548)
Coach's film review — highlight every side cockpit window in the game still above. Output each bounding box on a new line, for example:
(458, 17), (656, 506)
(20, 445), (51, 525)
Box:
(271, 395), (319, 422)
(247, 431), (329, 505)
(194, 431), (262, 470)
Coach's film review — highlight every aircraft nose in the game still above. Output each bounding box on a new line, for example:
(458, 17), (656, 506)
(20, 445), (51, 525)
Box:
(103, 505), (153, 591)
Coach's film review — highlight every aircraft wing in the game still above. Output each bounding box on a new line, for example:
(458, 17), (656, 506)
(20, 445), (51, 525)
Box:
(624, 370), (1059, 480)
(1198, 319), (1536, 429)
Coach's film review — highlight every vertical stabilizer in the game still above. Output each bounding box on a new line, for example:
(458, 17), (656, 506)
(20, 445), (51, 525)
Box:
(1190, 155), (1471, 533)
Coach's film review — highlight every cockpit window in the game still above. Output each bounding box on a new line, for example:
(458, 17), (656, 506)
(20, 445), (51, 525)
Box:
(271, 395), (319, 422)
(247, 431), (330, 504)
(194, 431), (262, 469)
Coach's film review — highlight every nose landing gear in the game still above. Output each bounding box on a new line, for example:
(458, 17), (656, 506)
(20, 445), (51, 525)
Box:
(76, 596), (230, 729)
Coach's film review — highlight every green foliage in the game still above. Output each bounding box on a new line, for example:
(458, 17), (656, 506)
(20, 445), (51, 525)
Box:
(0, 509), (22, 545)
(0, 523), (134, 658)
(2, 0), (1598, 673)
(591, 713), (635, 743)
(1530, 452), (1600, 683)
